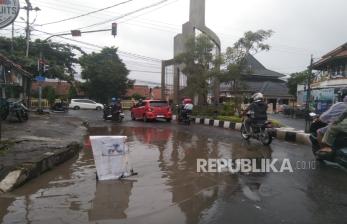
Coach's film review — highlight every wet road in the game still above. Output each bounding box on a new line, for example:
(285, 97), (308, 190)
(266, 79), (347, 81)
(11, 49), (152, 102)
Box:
(1, 110), (347, 224)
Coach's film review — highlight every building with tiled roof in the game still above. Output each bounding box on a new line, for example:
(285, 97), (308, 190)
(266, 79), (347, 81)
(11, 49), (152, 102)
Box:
(297, 42), (347, 113)
(220, 54), (293, 110)
(0, 54), (33, 101)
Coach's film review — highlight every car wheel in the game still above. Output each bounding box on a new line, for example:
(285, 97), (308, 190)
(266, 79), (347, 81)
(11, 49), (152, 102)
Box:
(74, 106), (80, 110)
(131, 113), (136, 121)
(166, 119), (171, 123)
(96, 106), (102, 110)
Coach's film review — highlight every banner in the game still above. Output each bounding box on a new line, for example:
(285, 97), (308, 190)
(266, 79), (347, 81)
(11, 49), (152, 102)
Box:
(90, 136), (132, 181)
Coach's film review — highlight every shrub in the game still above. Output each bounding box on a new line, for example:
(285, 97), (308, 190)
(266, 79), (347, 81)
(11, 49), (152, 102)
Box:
(217, 115), (242, 123)
(192, 103), (236, 117)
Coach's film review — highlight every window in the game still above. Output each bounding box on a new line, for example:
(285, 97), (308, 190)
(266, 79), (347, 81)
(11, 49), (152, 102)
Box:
(150, 101), (168, 107)
(85, 100), (96, 104)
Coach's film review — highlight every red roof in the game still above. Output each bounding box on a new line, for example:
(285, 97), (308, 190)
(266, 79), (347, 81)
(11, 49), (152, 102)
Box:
(126, 85), (161, 99)
(31, 81), (84, 96)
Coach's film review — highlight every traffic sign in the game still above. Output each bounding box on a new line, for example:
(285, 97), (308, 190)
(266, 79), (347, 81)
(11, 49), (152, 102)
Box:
(35, 76), (46, 82)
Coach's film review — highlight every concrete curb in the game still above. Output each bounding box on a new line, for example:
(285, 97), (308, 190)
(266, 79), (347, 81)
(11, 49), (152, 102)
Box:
(172, 115), (311, 146)
(0, 142), (82, 194)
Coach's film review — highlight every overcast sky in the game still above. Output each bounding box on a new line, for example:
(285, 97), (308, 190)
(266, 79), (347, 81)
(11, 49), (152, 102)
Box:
(2, 0), (347, 83)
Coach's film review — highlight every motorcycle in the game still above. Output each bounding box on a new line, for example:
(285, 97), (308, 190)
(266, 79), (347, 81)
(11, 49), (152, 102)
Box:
(0, 98), (9, 120)
(240, 112), (274, 145)
(103, 105), (125, 122)
(5, 100), (29, 122)
(51, 101), (68, 113)
(309, 112), (347, 167)
(176, 105), (192, 125)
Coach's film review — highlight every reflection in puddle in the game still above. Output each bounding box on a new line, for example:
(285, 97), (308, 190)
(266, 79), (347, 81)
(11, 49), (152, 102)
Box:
(88, 180), (136, 221)
(0, 125), (276, 224)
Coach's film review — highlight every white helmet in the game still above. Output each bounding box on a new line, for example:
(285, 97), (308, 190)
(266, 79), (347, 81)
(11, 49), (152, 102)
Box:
(252, 92), (264, 101)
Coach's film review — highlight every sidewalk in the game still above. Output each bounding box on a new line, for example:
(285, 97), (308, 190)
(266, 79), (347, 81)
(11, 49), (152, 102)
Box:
(0, 113), (86, 193)
(268, 113), (306, 131)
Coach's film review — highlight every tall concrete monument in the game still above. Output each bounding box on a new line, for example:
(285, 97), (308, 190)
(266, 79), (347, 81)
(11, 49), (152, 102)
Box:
(161, 0), (221, 104)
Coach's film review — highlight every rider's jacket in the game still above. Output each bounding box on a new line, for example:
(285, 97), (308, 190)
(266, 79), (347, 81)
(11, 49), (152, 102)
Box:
(247, 100), (268, 122)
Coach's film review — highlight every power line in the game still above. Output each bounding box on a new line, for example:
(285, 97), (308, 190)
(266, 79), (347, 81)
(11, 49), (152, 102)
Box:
(40, 0), (136, 26)
(33, 0), (182, 30)
(130, 69), (161, 74)
(70, 0), (171, 31)
(27, 26), (162, 62)
(119, 0), (179, 24)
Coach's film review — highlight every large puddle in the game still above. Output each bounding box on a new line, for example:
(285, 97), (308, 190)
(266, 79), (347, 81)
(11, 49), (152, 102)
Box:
(1, 125), (346, 224)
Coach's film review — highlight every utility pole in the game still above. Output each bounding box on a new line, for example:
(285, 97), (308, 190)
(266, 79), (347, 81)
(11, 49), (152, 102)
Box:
(11, 23), (14, 54)
(22, 0), (40, 57)
(305, 55), (314, 133)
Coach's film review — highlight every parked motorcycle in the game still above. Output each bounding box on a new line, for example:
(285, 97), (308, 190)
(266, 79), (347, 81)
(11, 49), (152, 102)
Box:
(51, 100), (68, 113)
(309, 113), (347, 167)
(103, 105), (125, 122)
(240, 113), (274, 145)
(0, 98), (9, 120)
(4, 100), (29, 122)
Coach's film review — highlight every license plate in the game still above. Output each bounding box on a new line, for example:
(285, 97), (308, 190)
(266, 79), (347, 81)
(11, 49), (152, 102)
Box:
(157, 115), (165, 118)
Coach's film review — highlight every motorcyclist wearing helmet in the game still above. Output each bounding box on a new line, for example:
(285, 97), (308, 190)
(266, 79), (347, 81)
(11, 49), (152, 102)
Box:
(179, 98), (194, 121)
(111, 97), (122, 121)
(242, 93), (268, 133)
(111, 97), (117, 107)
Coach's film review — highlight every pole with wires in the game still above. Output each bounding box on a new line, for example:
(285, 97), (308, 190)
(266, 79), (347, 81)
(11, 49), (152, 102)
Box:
(22, 0), (40, 57)
(11, 23), (14, 54)
(305, 55), (314, 133)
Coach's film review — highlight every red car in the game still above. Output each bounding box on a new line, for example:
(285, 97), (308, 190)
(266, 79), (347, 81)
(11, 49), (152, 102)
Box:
(131, 100), (172, 122)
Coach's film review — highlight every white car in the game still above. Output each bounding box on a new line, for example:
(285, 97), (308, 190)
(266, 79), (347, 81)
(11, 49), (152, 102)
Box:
(69, 99), (104, 110)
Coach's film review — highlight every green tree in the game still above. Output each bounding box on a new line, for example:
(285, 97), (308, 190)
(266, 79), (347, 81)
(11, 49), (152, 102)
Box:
(220, 29), (273, 114)
(287, 71), (310, 96)
(131, 93), (145, 100)
(0, 36), (83, 81)
(80, 47), (134, 103)
(68, 85), (78, 99)
(175, 34), (221, 105)
(42, 86), (56, 105)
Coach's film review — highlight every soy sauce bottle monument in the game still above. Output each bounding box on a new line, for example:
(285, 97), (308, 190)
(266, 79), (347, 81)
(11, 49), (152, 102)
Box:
(162, 0), (221, 104)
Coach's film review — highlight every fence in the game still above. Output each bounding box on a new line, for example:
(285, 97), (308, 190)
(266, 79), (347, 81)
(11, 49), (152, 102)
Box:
(121, 100), (135, 110)
(30, 99), (49, 109)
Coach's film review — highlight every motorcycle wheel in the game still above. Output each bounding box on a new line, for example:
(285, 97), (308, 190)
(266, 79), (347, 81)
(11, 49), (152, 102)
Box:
(260, 130), (272, 145)
(22, 111), (29, 121)
(241, 124), (251, 140)
(16, 111), (23, 122)
(1, 111), (8, 120)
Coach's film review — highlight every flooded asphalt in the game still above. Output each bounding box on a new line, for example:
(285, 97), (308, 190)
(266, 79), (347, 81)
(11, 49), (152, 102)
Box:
(0, 110), (347, 224)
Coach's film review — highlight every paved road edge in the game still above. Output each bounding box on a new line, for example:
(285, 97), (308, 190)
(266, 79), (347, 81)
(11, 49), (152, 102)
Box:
(172, 116), (311, 146)
(0, 142), (82, 194)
